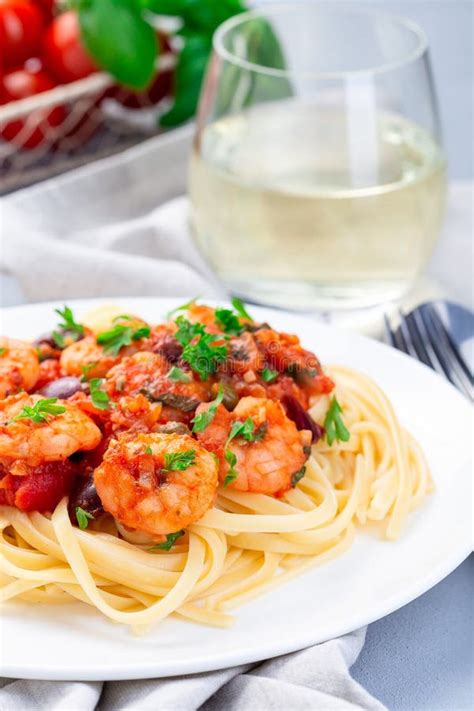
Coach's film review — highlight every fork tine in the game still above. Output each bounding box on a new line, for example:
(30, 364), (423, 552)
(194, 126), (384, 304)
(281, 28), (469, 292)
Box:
(420, 304), (473, 399)
(383, 314), (397, 348)
(398, 310), (433, 366)
(384, 313), (409, 354)
(424, 304), (473, 381)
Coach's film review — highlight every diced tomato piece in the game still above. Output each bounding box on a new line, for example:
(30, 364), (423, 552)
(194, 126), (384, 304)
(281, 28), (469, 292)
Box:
(0, 460), (75, 512)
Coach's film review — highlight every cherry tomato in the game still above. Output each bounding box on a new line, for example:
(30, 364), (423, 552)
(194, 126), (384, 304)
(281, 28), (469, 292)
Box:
(34, 0), (55, 22)
(1, 63), (66, 149)
(42, 10), (97, 84)
(0, 0), (45, 69)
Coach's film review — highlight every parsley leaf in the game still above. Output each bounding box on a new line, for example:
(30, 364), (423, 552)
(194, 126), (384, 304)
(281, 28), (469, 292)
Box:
(89, 378), (110, 411)
(182, 333), (227, 380)
(163, 450), (196, 472)
(96, 323), (151, 356)
(144, 445), (153, 455)
(231, 297), (253, 322)
(223, 417), (265, 487)
(166, 297), (199, 320)
(223, 449), (238, 487)
(291, 466), (306, 487)
(52, 331), (66, 348)
(261, 367), (278, 383)
(12, 398), (66, 424)
(149, 530), (185, 552)
(167, 366), (192, 383)
(173, 316), (205, 346)
(0, 347), (7, 356)
(191, 386), (224, 433)
(75, 507), (95, 530)
(80, 362), (97, 382)
(55, 305), (84, 338)
(215, 308), (243, 336)
(324, 397), (350, 446)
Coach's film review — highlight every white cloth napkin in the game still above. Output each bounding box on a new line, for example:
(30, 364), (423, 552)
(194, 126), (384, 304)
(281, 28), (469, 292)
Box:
(0, 158), (386, 709)
(0, 629), (386, 711)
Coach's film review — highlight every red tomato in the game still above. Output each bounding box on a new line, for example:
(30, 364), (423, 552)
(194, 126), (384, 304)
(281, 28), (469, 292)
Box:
(0, 0), (45, 69)
(42, 10), (97, 84)
(1, 64), (66, 149)
(34, 0), (55, 22)
(0, 461), (75, 512)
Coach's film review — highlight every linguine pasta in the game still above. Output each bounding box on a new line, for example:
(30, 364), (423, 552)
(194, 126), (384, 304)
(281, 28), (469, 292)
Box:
(0, 365), (432, 632)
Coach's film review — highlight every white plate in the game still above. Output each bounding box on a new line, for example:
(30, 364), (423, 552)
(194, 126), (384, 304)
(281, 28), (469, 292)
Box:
(0, 298), (472, 681)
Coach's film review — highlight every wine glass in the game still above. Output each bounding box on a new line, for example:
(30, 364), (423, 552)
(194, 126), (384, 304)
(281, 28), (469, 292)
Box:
(189, 3), (446, 311)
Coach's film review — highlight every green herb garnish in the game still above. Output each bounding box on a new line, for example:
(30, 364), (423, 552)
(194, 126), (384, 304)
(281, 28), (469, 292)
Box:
(52, 331), (66, 348)
(163, 450), (196, 472)
(166, 297), (199, 320)
(167, 366), (192, 383)
(261, 367), (278, 383)
(80, 362), (97, 382)
(182, 333), (227, 380)
(12, 398), (66, 424)
(223, 416), (265, 487)
(144, 445), (153, 455)
(191, 386), (224, 433)
(324, 397), (350, 446)
(96, 323), (150, 356)
(231, 297), (253, 322)
(89, 378), (110, 411)
(149, 530), (185, 552)
(55, 305), (85, 339)
(291, 466), (306, 487)
(223, 449), (238, 487)
(173, 316), (205, 346)
(215, 308), (243, 336)
(0, 347), (7, 356)
(75, 507), (95, 530)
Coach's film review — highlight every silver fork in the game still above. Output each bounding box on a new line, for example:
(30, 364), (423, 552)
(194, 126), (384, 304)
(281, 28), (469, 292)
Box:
(384, 301), (473, 400)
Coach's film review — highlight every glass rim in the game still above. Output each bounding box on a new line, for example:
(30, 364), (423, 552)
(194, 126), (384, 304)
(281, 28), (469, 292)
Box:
(213, 3), (429, 79)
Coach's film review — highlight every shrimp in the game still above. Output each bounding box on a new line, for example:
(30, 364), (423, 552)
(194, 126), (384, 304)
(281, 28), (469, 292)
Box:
(0, 337), (40, 399)
(106, 352), (212, 412)
(60, 315), (151, 379)
(94, 432), (218, 536)
(0, 392), (102, 468)
(196, 397), (310, 496)
(60, 336), (120, 379)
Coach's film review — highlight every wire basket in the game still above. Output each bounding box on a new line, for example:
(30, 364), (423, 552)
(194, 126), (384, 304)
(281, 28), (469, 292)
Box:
(0, 54), (175, 195)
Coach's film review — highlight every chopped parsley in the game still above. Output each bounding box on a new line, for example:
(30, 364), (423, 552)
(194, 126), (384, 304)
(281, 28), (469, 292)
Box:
(174, 316), (205, 347)
(75, 507), (95, 530)
(223, 417), (266, 487)
(231, 297), (253, 322)
(224, 449), (238, 487)
(0, 347), (7, 356)
(167, 366), (192, 383)
(291, 466), (306, 487)
(163, 450), (196, 472)
(89, 378), (110, 411)
(96, 322), (151, 356)
(324, 396), (350, 446)
(53, 331), (66, 348)
(166, 297), (199, 320)
(80, 362), (97, 382)
(144, 445), (153, 455)
(261, 367), (278, 383)
(149, 530), (185, 551)
(12, 398), (66, 424)
(215, 308), (243, 336)
(55, 305), (84, 339)
(191, 386), (224, 433)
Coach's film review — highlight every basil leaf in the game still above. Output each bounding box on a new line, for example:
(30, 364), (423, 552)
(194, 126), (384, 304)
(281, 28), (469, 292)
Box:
(160, 34), (211, 127)
(78, 0), (157, 90)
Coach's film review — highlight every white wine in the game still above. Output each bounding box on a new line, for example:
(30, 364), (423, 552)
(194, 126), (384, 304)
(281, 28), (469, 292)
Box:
(189, 102), (446, 309)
